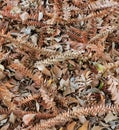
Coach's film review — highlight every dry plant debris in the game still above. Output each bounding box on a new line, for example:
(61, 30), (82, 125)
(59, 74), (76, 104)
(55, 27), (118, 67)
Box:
(0, 0), (119, 130)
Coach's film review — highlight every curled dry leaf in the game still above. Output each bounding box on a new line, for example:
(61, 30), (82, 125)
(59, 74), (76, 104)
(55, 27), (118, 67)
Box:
(0, 64), (4, 71)
(30, 34), (38, 45)
(0, 64), (5, 80)
(91, 126), (104, 130)
(37, 64), (51, 76)
(23, 114), (36, 125)
(20, 12), (29, 22)
(104, 112), (118, 123)
(9, 112), (16, 124)
(36, 101), (40, 112)
(38, 12), (43, 21)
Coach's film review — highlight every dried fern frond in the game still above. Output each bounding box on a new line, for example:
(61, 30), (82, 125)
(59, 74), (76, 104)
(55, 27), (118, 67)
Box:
(0, 32), (57, 57)
(0, 9), (44, 27)
(35, 49), (85, 66)
(54, 0), (62, 10)
(88, 26), (118, 44)
(0, 10), (20, 21)
(12, 109), (55, 119)
(18, 42), (58, 57)
(85, 19), (98, 42)
(75, 71), (93, 87)
(9, 63), (42, 85)
(35, 112), (55, 119)
(0, 84), (16, 109)
(88, 0), (118, 11)
(18, 94), (41, 107)
(107, 75), (119, 104)
(86, 43), (105, 59)
(1, 8), (45, 28)
(0, 31), (28, 45)
(46, 0), (62, 24)
(67, 8), (116, 24)
(0, 0), (119, 129)
(0, 51), (9, 62)
(32, 104), (119, 130)
(105, 61), (119, 70)
(72, 0), (86, 7)
(0, 108), (10, 115)
(23, 20), (44, 27)
(62, 2), (80, 21)
(32, 110), (71, 130)
(67, 26), (88, 43)
(40, 87), (57, 112)
(27, 10), (39, 21)
(67, 30), (83, 43)
(40, 48), (59, 57)
(9, 63), (33, 77)
(72, 104), (116, 116)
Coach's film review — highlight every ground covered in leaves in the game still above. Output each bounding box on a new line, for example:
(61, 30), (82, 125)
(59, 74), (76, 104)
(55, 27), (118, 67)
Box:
(0, 0), (119, 130)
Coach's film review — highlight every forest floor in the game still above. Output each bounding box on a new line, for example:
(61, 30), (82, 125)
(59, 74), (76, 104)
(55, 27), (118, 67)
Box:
(0, 0), (119, 130)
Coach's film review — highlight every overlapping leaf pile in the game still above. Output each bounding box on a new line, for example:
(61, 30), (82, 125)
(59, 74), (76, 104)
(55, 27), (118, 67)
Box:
(0, 0), (119, 130)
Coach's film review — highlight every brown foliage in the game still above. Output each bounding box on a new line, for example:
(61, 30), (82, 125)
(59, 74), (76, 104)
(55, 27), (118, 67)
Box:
(0, 0), (119, 130)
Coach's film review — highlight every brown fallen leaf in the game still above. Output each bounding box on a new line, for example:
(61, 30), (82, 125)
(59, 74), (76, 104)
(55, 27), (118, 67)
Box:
(66, 121), (76, 130)
(78, 121), (89, 130)
(0, 69), (5, 80)
(52, 65), (62, 78)
(91, 126), (104, 130)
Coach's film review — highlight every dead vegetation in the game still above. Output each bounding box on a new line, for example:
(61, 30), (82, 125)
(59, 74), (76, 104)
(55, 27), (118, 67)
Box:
(0, 0), (119, 130)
